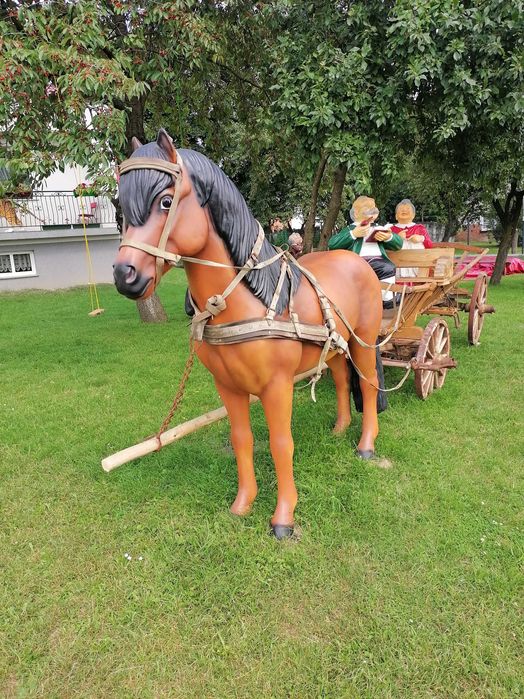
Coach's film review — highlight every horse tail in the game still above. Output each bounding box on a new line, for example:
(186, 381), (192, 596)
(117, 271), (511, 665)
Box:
(348, 344), (388, 413)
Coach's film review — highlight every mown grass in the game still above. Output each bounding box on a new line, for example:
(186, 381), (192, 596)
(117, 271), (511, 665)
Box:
(1, 271), (523, 698)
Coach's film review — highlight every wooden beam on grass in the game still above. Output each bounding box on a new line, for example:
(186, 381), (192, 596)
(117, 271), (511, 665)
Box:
(101, 364), (328, 473)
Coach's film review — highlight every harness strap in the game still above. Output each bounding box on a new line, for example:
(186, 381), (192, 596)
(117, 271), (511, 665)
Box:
(191, 224), (267, 341)
(117, 154), (411, 395)
(266, 257), (289, 322)
(290, 255), (407, 349)
(119, 157), (183, 179)
(119, 153), (185, 287)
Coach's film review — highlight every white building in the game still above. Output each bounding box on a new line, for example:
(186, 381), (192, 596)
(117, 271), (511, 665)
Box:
(0, 165), (119, 292)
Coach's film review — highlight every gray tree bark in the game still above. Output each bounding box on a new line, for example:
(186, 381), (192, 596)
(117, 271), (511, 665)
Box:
(303, 152), (328, 253)
(318, 164), (348, 251)
(491, 181), (523, 285)
(136, 294), (169, 323)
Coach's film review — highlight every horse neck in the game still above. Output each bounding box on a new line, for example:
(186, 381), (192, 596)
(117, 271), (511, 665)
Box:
(183, 215), (265, 321)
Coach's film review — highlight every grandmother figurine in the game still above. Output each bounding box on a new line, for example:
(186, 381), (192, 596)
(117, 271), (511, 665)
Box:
(390, 199), (433, 248)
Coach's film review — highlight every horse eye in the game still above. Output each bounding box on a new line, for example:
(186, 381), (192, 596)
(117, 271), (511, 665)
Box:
(160, 196), (172, 210)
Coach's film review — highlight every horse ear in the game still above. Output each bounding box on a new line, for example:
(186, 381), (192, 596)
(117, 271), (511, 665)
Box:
(156, 128), (177, 160)
(131, 136), (142, 152)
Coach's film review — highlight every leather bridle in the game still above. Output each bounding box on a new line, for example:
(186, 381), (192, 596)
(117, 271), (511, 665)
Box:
(118, 154), (185, 287)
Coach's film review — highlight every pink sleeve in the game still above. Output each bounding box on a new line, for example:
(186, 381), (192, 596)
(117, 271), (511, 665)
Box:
(421, 225), (433, 248)
(409, 224), (433, 248)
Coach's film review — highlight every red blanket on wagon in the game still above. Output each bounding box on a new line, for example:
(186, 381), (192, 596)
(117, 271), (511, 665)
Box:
(457, 255), (524, 279)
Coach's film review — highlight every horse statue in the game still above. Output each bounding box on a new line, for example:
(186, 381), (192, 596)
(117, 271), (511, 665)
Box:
(113, 129), (384, 539)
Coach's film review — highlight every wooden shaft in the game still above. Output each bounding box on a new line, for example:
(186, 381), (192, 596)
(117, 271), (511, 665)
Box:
(101, 364), (328, 472)
(433, 242), (488, 254)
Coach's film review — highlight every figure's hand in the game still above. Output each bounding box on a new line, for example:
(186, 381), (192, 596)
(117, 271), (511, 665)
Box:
(352, 224), (370, 238)
(374, 230), (392, 242)
(410, 234), (424, 243)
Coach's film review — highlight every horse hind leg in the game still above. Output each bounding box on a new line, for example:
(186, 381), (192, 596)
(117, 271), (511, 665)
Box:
(348, 339), (379, 457)
(214, 380), (258, 515)
(328, 352), (351, 435)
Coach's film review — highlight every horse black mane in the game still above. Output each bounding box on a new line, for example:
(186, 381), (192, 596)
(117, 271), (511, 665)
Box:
(119, 143), (300, 315)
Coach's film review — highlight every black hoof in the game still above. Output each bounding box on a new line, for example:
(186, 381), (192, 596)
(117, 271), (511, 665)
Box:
(270, 523), (295, 540)
(357, 449), (376, 460)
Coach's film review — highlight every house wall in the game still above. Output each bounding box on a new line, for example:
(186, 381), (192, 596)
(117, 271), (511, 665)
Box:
(41, 165), (88, 192)
(0, 226), (119, 292)
(424, 221), (446, 242)
(454, 223), (491, 243)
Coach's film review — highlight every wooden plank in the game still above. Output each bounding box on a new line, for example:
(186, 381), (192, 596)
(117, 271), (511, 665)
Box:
(102, 364), (328, 472)
(389, 248), (455, 269)
(390, 326), (424, 340)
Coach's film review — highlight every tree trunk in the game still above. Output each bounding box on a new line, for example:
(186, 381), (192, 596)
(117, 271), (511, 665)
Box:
(318, 164), (347, 251)
(136, 294), (169, 323)
(125, 95), (147, 154)
(441, 206), (459, 242)
(303, 152), (328, 253)
(491, 181), (523, 285)
(511, 227), (519, 254)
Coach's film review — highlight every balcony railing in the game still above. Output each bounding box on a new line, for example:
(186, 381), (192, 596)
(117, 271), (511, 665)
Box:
(0, 191), (117, 230)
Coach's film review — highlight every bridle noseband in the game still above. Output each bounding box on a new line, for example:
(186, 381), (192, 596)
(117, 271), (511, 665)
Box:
(118, 154), (185, 286)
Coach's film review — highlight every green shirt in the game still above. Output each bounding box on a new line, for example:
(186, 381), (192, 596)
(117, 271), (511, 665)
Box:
(328, 224), (403, 261)
(271, 229), (290, 248)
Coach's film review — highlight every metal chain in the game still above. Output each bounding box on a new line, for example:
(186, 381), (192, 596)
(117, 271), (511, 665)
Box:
(154, 339), (196, 449)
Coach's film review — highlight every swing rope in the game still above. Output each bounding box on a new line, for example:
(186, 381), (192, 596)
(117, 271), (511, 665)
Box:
(76, 168), (104, 316)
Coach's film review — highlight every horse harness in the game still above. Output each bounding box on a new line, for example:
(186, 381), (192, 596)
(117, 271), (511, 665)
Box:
(118, 154), (404, 397)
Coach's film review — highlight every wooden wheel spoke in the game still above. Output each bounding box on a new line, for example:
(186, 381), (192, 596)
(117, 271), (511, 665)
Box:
(468, 274), (489, 345)
(415, 318), (452, 399)
(422, 370), (433, 393)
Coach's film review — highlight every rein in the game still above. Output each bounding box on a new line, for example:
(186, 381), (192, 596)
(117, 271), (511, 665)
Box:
(118, 154), (410, 397)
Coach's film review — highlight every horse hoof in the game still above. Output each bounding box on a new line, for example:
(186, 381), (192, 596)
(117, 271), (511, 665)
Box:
(270, 523), (295, 540)
(357, 450), (393, 469)
(357, 449), (376, 460)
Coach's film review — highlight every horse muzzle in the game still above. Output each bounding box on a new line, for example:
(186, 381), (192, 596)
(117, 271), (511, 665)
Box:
(113, 263), (153, 299)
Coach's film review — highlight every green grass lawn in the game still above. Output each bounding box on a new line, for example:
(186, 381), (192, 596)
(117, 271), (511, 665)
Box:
(1, 271), (523, 698)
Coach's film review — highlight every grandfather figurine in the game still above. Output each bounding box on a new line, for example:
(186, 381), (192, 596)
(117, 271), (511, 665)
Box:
(328, 195), (403, 307)
(390, 199), (433, 248)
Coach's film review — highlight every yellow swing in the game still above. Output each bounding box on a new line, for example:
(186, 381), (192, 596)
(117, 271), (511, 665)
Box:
(76, 169), (104, 317)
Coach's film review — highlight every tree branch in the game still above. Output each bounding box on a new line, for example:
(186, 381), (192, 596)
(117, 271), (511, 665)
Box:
(213, 59), (267, 95)
(492, 197), (505, 223)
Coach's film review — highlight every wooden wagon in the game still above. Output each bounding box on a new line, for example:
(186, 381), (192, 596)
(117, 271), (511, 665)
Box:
(379, 243), (495, 399)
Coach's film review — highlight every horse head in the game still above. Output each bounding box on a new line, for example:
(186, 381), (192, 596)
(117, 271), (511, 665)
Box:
(113, 129), (208, 299)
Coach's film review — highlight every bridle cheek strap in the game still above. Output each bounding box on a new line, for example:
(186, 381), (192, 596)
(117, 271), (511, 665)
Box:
(118, 155), (184, 286)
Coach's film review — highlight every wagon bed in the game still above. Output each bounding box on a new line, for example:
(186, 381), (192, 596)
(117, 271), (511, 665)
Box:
(379, 244), (495, 399)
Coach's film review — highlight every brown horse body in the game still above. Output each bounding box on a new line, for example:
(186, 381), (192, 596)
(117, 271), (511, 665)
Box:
(114, 130), (382, 538)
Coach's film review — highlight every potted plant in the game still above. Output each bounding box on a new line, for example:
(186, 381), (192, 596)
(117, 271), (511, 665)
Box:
(73, 182), (99, 197)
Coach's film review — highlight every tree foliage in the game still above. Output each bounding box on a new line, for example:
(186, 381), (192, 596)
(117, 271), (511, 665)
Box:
(1, 0), (523, 276)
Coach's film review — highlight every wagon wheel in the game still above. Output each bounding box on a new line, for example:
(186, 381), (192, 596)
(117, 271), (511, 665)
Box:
(468, 273), (488, 345)
(414, 318), (451, 400)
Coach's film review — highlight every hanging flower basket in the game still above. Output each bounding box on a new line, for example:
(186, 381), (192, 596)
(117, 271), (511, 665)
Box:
(73, 183), (99, 197)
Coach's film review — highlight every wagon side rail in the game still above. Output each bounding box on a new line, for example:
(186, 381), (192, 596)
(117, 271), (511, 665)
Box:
(431, 242), (489, 283)
(380, 247), (458, 337)
(379, 282), (450, 337)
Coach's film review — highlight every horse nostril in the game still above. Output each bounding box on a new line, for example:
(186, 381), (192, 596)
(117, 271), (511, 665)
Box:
(113, 262), (152, 299)
(113, 263), (136, 286)
(124, 265), (137, 284)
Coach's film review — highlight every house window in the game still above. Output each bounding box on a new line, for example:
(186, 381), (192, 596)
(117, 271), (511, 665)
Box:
(0, 251), (37, 278)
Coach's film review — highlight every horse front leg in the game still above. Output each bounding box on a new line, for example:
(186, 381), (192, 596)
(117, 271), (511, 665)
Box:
(349, 341), (379, 457)
(214, 380), (258, 515)
(260, 378), (297, 539)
